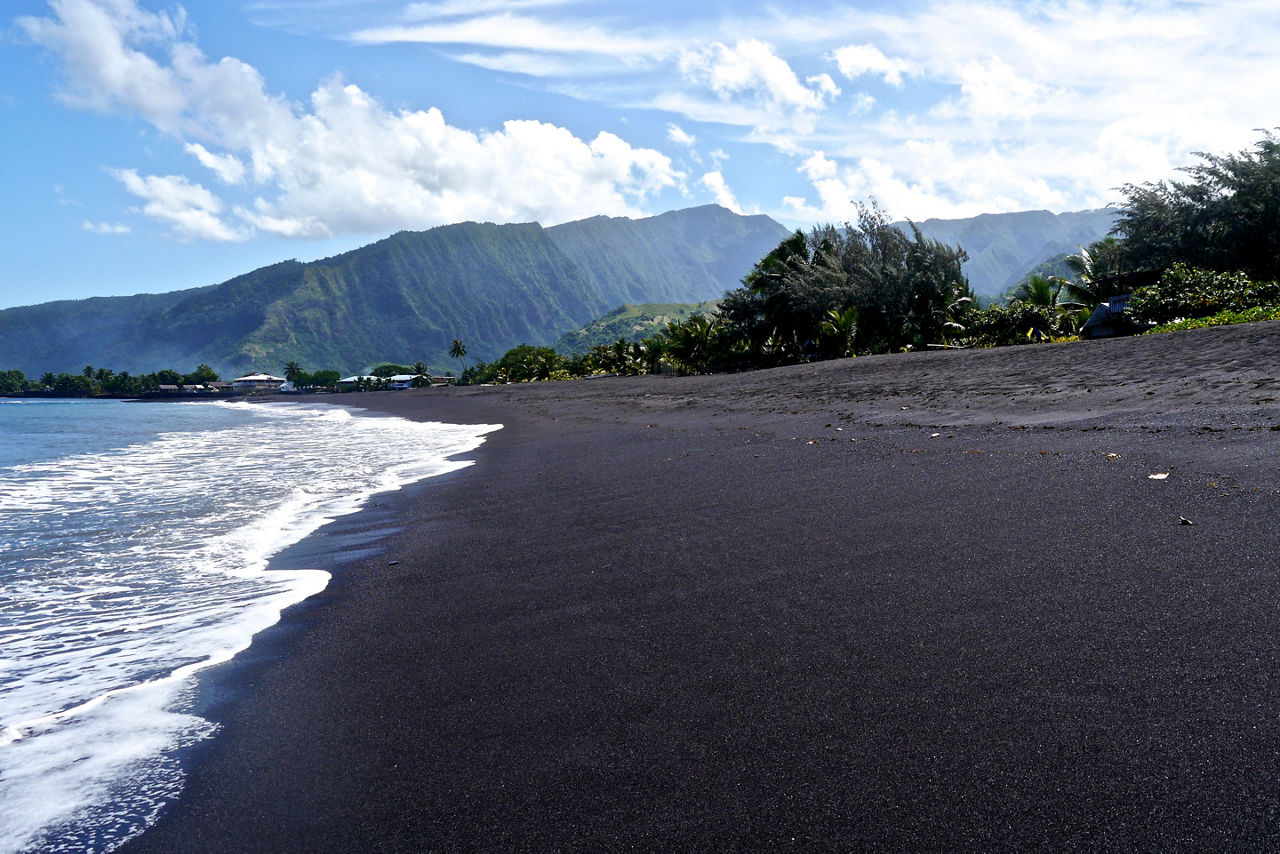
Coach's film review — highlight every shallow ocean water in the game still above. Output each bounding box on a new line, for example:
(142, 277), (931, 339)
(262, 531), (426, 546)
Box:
(0, 398), (499, 852)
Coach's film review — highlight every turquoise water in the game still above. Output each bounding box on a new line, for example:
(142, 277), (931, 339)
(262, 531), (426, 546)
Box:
(0, 398), (499, 852)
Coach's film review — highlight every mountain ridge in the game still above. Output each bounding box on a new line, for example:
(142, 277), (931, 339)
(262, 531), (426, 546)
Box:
(0, 206), (789, 376)
(0, 205), (1116, 377)
(906, 207), (1116, 297)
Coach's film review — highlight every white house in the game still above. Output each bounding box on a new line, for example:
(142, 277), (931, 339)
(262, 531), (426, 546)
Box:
(230, 373), (287, 391)
(385, 374), (417, 390)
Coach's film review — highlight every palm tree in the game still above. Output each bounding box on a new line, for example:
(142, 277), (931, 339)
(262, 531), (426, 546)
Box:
(1060, 237), (1128, 308)
(664, 314), (719, 374)
(448, 338), (467, 378)
(1010, 274), (1062, 309)
(411, 361), (430, 388)
(1010, 274), (1078, 336)
(284, 361), (302, 383)
(818, 306), (858, 358)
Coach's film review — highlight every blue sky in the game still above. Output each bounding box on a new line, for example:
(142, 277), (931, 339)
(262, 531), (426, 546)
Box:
(3, 0), (1279, 308)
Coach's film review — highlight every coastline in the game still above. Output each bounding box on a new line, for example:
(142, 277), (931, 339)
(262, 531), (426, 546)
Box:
(130, 323), (1280, 849)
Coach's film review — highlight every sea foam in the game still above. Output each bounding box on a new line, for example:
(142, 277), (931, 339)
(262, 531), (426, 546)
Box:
(0, 399), (499, 852)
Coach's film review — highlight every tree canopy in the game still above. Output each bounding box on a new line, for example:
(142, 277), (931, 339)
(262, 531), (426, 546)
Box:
(1114, 129), (1280, 281)
(715, 203), (973, 365)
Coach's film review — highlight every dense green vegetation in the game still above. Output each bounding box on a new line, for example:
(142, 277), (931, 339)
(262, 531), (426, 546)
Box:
(1114, 131), (1280, 282)
(465, 203), (975, 381)
(554, 301), (721, 353)
(465, 131), (1280, 384)
(1128, 264), (1280, 326)
(7, 135), (1278, 390)
(0, 361), (360, 397)
(1148, 306), (1280, 334)
(0, 363), (223, 397)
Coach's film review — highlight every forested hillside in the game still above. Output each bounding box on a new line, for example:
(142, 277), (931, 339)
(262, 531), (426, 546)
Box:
(549, 206), (791, 307)
(0, 204), (1117, 377)
(0, 206), (787, 377)
(554, 301), (721, 353)
(909, 208), (1115, 297)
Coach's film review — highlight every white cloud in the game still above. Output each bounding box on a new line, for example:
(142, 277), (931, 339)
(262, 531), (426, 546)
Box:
(112, 169), (243, 241)
(403, 0), (574, 20)
(781, 141), (1078, 225)
(807, 73), (841, 99)
(700, 171), (742, 214)
(349, 14), (674, 59)
(945, 55), (1047, 123)
(19, 0), (188, 124)
(447, 50), (597, 77)
(679, 39), (832, 114)
(185, 143), (247, 184)
(830, 44), (918, 87)
(233, 80), (680, 237)
(24, 0), (683, 241)
(667, 124), (696, 147)
(23, 0), (1280, 232)
(757, 0), (1280, 219)
(81, 220), (132, 234)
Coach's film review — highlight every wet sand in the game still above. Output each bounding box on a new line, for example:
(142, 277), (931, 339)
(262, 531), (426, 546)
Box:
(129, 322), (1280, 850)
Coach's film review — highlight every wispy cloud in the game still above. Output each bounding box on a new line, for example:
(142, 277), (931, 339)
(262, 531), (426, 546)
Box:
(348, 14), (676, 59)
(830, 44), (918, 88)
(666, 124), (695, 147)
(81, 219), (132, 234)
(700, 171), (744, 214)
(403, 0), (578, 19)
(678, 39), (834, 114)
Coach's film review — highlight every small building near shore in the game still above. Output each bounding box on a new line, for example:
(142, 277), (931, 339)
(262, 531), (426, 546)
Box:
(230, 373), (287, 391)
(387, 374), (455, 389)
(386, 374), (417, 390)
(336, 375), (380, 389)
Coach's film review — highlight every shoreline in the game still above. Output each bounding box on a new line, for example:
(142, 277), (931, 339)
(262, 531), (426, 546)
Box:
(130, 323), (1280, 849)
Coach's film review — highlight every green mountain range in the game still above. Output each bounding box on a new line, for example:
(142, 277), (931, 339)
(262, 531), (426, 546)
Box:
(0, 204), (1115, 377)
(908, 208), (1116, 298)
(0, 205), (789, 377)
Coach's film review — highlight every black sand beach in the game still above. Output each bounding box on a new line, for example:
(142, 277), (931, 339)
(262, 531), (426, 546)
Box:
(129, 323), (1280, 850)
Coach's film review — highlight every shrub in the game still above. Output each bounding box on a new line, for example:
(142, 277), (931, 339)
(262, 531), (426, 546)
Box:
(959, 304), (1064, 348)
(1129, 264), (1280, 325)
(1148, 305), (1280, 333)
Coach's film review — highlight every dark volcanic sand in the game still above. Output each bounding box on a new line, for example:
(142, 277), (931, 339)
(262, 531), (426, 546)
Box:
(128, 323), (1280, 850)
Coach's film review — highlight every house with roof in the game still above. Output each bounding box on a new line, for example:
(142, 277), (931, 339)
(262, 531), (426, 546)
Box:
(230, 373), (287, 391)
